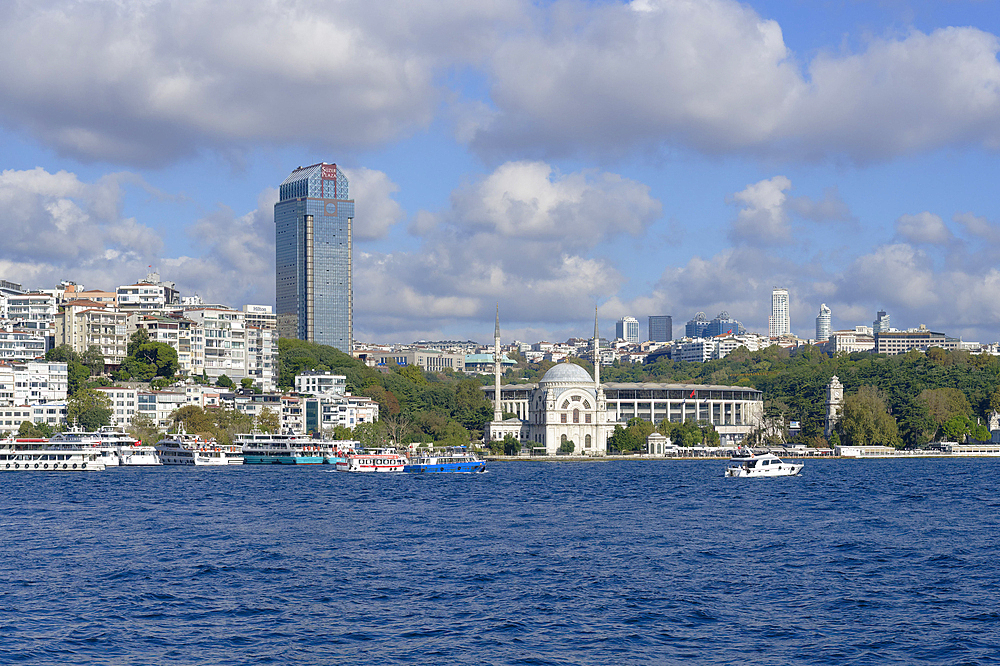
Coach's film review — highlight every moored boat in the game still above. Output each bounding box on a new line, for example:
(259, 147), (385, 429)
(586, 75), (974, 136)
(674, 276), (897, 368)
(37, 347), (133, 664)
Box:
(403, 447), (486, 474)
(154, 432), (243, 466)
(725, 448), (803, 477)
(335, 448), (408, 472)
(237, 432), (328, 464)
(0, 437), (107, 471)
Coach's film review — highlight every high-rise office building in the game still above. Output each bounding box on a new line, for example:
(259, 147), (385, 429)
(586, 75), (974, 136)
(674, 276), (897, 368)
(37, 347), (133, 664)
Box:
(616, 316), (639, 343)
(816, 303), (831, 342)
(275, 163), (354, 352)
(769, 287), (790, 337)
(648, 315), (672, 342)
(873, 309), (890, 334)
(686, 312), (710, 338)
(706, 311), (745, 337)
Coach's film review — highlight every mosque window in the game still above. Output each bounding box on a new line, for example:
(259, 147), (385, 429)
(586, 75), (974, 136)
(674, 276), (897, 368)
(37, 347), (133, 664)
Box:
(573, 409), (580, 423)
(583, 400), (591, 409)
(561, 400), (570, 409)
(585, 414), (591, 423)
(585, 435), (592, 448)
(561, 414), (567, 423)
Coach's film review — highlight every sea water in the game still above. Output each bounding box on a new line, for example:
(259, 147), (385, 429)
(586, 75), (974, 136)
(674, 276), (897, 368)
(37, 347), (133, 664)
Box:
(2, 459), (999, 665)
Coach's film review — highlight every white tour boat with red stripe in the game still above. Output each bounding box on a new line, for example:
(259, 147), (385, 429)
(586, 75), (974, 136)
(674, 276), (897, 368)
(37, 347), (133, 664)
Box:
(335, 448), (408, 472)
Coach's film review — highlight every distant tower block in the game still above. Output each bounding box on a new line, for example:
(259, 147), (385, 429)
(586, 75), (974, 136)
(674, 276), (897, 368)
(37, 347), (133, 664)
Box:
(825, 376), (843, 438)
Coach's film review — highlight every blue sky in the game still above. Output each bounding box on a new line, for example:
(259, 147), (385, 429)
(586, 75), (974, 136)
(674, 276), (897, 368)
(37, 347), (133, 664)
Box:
(2, 0), (1000, 344)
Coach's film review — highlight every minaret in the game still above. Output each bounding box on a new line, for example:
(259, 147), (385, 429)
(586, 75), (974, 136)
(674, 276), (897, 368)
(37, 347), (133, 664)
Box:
(493, 304), (503, 423)
(593, 307), (601, 389)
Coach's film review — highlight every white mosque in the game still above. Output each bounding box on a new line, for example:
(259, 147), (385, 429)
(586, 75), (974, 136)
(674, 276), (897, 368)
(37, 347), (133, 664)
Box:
(486, 309), (766, 455)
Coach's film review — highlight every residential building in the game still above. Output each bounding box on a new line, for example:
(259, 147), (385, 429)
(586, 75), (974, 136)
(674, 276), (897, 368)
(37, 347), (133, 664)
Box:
(615, 316), (639, 343)
(0, 361), (68, 406)
(183, 307), (247, 383)
(769, 288), (790, 337)
(816, 304), (832, 342)
(94, 386), (138, 427)
(295, 371), (347, 396)
(54, 301), (128, 366)
(245, 326), (277, 391)
(137, 390), (188, 428)
(275, 162), (354, 352)
(359, 348), (466, 373)
(128, 313), (206, 378)
(280, 393), (379, 435)
(0, 328), (47, 361)
(648, 315), (672, 342)
(823, 330), (876, 354)
(6, 292), (57, 330)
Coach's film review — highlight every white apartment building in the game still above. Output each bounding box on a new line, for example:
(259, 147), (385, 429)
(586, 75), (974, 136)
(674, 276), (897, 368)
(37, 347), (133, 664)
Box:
(246, 327), (277, 391)
(137, 390), (188, 428)
(822, 330), (876, 354)
(280, 394), (379, 435)
(0, 403), (67, 431)
(94, 386), (138, 427)
(117, 280), (172, 315)
(183, 308), (247, 383)
(6, 292), (57, 329)
(0, 361), (68, 406)
(0, 328), (47, 362)
(295, 371), (347, 396)
(615, 316), (640, 343)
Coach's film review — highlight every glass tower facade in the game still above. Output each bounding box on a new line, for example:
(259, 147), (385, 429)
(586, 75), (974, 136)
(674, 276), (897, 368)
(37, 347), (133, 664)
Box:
(275, 163), (354, 352)
(648, 315), (672, 342)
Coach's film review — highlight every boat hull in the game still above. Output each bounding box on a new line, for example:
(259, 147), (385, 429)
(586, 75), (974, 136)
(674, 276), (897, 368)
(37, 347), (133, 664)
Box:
(403, 461), (486, 473)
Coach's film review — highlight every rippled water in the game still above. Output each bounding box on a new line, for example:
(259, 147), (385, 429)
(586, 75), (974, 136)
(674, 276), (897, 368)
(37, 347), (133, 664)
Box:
(3, 459), (1000, 665)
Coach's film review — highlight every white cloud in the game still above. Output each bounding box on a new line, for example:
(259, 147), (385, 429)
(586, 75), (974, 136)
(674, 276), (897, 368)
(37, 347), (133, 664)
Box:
(469, 0), (1000, 163)
(728, 176), (793, 245)
(0, 0), (524, 164)
(895, 212), (953, 245)
(353, 161), (661, 337)
(342, 167), (404, 241)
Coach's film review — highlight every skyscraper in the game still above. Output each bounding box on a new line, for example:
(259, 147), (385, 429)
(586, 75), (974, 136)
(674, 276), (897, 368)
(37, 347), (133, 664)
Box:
(275, 163), (354, 352)
(707, 311), (745, 337)
(816, 303), (831, 342)
(616, 316), (639, 343)
(769, 287), (790, 337)
(873, 309), (890, 334)
(648, 315), (672, 342)
(686, 312), (710, 338)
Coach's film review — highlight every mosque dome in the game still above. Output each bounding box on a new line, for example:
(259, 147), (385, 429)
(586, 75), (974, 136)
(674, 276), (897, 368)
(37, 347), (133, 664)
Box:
(540, 362), (593, 385)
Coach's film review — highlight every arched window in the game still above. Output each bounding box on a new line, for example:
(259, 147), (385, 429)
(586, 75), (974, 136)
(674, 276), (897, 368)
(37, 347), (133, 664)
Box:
(561, 434), (567, 444)
(561, 400), (570, 409)
(585, 434), (592, 448)
(583, 400), (591, 409)
(573, 409), (580, 423)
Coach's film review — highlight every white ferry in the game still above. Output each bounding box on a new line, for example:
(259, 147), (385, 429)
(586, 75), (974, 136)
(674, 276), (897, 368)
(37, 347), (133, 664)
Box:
(237, 432), (329, 464)
(154, 432), (244, 466)
(49, 426), (161, 466)
(726, 448), (804, 477)
(0, 438), (107, 471)
(336, 448), (408, 472)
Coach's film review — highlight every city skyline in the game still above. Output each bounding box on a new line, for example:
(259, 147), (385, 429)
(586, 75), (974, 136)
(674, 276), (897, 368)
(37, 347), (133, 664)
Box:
(1, 2), (1000, 344)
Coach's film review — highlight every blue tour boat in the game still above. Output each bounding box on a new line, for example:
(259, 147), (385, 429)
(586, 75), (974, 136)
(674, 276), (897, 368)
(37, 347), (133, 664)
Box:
(403, 447), (486, 474)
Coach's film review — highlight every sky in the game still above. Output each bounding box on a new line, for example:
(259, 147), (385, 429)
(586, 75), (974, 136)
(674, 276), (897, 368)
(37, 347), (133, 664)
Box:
(2, 0), (1000, 345)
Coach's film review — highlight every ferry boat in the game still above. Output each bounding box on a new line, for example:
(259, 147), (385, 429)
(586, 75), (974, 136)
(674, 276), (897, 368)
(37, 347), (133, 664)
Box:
(0, 438), (107, 471)
(335, 448), (408, 473)
(725, 448), (804, 477)
(324, 441), (359, 466)
(237, 433), (329, 464)
(49, 426), (161, 466)
(154, 432), (244, 466)
(403, 448), (486, 474)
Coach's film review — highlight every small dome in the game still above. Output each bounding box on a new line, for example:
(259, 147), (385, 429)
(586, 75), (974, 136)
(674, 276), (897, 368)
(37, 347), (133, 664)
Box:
(540, 362), (593, 384)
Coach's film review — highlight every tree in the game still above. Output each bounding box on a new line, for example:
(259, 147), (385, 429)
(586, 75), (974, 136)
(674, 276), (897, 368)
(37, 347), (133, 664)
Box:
(836, 385), (902, 448)
(382, 413), (412, 446)
(171, 405), (215, 435)
(80, 345), (106, 376)
(558, 439), (576, 454)
(46, 344), (80, 363)
(67, 388), (113, 431)
(255, 407), (280, 434)
(353, 421), (386, 448)
(128, 413), (161, 445)
(241, 377), (255, 390)
(503, 434), (521, 456)
(216, 374), (235, 389)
